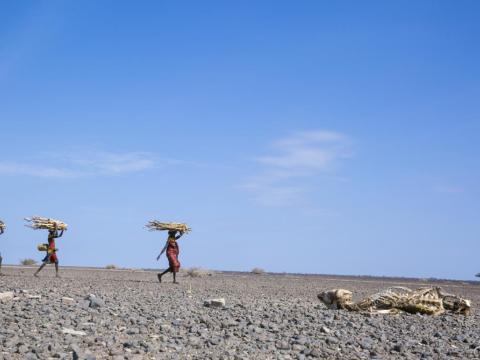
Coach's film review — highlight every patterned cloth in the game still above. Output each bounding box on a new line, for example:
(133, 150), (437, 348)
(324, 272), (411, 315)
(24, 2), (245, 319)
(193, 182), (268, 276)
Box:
(42, 238), (58, 263)
(166, 237), (180, 272)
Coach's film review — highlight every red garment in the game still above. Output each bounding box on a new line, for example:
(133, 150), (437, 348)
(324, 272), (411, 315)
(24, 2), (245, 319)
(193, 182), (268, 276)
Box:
(166, 238), (180, 273)
(46, 238), (58, 263)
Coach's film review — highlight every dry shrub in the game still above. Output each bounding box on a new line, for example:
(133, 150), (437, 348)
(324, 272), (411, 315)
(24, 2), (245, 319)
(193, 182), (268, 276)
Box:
(105, 264), (118, 270)
(20, 258), (37, 266)
(251, 267), (265, 275)
(185, 267), (213, 277)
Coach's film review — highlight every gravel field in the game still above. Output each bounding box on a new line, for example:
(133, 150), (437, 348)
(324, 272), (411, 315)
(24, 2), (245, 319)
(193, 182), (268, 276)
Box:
(0, 267), (479, 359)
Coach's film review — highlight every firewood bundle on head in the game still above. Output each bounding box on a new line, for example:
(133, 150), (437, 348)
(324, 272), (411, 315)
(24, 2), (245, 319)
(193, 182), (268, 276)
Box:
(0, 220), (5, 231)
(146, 220), (191, 233)
(25, 216), (68, 231)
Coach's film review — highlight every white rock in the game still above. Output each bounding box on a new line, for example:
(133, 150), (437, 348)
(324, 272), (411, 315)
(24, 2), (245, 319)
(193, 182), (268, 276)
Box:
(321, 326), (331, 334)
(0, 291), (14, 302)
(204, 298), (226, 308)
(62, 297), (75, 305)
(27, 295), (42, 299)
(80, 322), (95, 326)
(62, 328), (86, 336)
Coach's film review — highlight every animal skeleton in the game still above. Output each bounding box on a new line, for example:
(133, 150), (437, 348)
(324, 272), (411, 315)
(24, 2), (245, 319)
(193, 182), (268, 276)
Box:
(145, 221), (191, 233)
(318, 286), (471, 315)
(25, 216), (68, 231)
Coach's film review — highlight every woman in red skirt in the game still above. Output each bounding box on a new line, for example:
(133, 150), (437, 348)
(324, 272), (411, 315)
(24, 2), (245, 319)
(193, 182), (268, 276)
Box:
(0, 224), (4, 275)
(157, 230), (183, 283)
(34, 224), (63, 278)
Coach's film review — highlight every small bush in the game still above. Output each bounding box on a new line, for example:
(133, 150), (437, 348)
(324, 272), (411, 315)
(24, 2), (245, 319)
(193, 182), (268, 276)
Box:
(105, 264), (118, 270)
(251, 267), (265, 275)
(185, 267), (212, 277)
(20, 258), (37, 266)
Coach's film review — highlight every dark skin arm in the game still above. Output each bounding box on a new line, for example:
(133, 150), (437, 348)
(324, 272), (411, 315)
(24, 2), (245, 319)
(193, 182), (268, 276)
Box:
(51, 224), (64, 238)
(157, 240), (168, 261)
(175, 231), (184, 240)
(0, 228), (3, 235)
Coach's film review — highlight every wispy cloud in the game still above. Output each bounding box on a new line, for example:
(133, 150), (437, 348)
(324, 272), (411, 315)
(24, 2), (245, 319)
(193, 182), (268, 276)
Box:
(243, 130), (353, 207)
(0, 151), (157, 178)
(0, 163), (78, 178)
(57, 152), (156, 175)
(257, 130), (351, 171)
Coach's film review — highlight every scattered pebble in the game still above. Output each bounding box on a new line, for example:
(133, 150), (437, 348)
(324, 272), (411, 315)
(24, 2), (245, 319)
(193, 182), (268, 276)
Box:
(62, 296), (75, 305)
(62, 328), (87, 336)
(0, 291), (14, 302)
(0, 268), (477, 358)
(204, 298), (226, 308)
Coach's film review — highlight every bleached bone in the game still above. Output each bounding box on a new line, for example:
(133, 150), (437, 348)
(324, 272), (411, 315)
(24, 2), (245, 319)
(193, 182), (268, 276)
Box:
(317, 286), (471, 316)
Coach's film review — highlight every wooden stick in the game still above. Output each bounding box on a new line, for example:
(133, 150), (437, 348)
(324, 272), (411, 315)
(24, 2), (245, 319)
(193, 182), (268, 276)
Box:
(145, 220), (191, 233)
(24, 216), (68, 231)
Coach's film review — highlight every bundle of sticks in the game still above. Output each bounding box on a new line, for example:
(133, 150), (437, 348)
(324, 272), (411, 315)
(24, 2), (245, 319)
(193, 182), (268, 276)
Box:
(145, 220), (191, 233)
(25, 216), (68, 231)
(0, 220), (5, 231)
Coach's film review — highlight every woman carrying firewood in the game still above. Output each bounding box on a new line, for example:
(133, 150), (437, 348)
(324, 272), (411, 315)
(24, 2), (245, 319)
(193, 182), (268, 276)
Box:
(34, 224), (63, 278)
(0, 222), (4, 275)
(156, 230), (184, 284)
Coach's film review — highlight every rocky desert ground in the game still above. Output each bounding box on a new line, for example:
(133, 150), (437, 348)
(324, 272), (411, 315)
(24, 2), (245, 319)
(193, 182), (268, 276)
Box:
(0, 266), (479, 360)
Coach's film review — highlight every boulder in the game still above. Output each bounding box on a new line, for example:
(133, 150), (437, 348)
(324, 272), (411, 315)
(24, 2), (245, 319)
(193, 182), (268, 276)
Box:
(86, 294), (105, 308)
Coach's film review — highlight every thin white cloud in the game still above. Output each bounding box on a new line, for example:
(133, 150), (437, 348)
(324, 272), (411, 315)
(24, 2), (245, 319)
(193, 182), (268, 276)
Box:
(257, 130), (351, 171)
(0, 163), (78, 178)
(0, 151), (157, 178)
(60, 152), (156, 175)
(243, 130), (353, 207)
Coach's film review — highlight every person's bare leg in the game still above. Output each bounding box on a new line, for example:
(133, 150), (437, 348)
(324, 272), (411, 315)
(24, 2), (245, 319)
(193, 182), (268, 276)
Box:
(34, 263), (46, 277)
(157, 268), (171, 283)
(173, 271), (178, 284)
(0, 254), (3, 275)
(55, 261), (59, 278)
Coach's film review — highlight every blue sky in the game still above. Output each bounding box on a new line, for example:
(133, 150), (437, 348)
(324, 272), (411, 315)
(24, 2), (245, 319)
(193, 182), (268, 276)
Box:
(0, 1), (479, 280)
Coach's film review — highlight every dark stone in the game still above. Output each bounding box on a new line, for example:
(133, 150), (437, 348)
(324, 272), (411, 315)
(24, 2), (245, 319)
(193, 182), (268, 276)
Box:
(326, 337), (339, 345)
(276, 340), (290, 350)
(393, 344), (403, 353)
